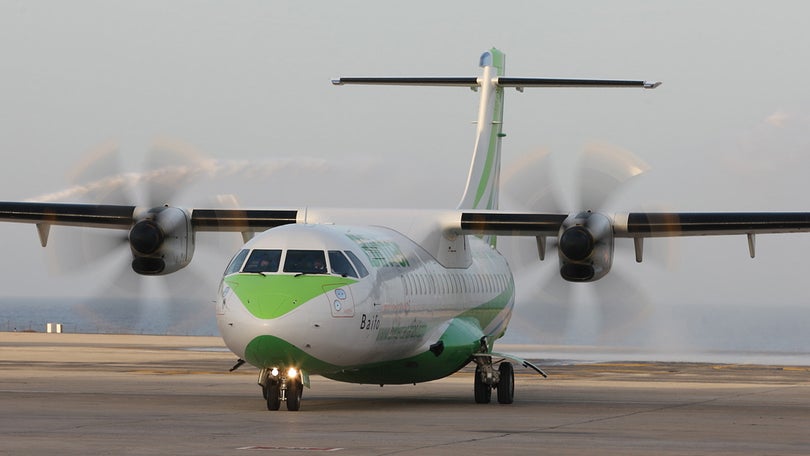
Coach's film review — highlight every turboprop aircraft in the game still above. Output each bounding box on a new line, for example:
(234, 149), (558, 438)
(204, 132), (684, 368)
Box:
(3, 48), (810, 411)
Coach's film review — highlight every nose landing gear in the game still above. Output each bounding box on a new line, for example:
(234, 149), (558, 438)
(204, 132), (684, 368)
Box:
(259, 367), (304, 411)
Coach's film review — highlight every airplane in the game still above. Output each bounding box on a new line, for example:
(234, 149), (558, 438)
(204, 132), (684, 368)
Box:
(3, 48), (810, 411)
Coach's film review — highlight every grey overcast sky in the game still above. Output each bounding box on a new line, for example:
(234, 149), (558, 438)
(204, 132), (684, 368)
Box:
(2, 1), (810, 351)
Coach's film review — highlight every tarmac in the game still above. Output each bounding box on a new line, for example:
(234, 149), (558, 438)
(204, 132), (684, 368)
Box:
(2, 332), (810, 455)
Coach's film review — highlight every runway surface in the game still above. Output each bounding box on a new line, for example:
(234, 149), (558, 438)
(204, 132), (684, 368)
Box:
(2, 332), (809, 455)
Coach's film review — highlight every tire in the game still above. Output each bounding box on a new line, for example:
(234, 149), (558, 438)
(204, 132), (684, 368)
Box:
(266, 380), (281, 411)
(286, 377), (303, 411)
(474, 365), (491, 404)
(497, 362), (514, 404)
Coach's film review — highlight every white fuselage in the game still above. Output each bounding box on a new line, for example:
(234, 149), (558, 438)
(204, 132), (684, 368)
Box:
(215, 219), (514, 383)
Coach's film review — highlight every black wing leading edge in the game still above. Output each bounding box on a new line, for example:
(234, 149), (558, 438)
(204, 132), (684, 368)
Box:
(459, 210), (810, 261)
(0, 202), (299, 247)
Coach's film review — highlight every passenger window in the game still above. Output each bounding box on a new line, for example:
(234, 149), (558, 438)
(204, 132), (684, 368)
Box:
(224, 249), (250, 275)
(243, 249), (282, 273)
(284, 250), (327, 274)
(345, 250), (369, 278)
(329, 251), (358, 278)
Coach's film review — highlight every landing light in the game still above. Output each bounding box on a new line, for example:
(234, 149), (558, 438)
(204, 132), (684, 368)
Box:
(287, 367), (298, 379)
(270, 367), (279, 377)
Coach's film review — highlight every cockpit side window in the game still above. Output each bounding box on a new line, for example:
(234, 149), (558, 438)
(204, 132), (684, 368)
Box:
(224, 249), (250, 276)
(283, 250), (327, 274)
(328, 250), (358, 278)
(345, 250), (369, 278)
(243, 249), (282, 273)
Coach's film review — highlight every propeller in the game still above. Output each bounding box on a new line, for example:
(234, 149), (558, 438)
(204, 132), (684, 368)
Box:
(41, 138), (242, 334)
(35, 138), (367, 334)
(501, 141), (660, 346)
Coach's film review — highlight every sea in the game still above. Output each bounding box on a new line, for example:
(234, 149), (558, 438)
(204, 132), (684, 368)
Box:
(3, 296), (810, 365)
(0, 296), (218, 336)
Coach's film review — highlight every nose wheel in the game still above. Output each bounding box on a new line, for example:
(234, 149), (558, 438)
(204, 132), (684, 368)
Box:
(264, 380), (281, 410)
(259, 367), (304, 411)
(286, 376), (303, 411)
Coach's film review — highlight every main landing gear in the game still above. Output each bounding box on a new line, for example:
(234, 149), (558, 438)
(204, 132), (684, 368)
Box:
(259, 367), (303, 411)
(472, 337), (548, 405)
(473, 356), (514, 404)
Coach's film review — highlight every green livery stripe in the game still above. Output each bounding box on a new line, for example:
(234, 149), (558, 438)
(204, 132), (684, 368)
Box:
(225, 274), (357, 319)
(242, 285), (514, 384)
(245, 335), (340, 373)
(490, 48), (506, 72)
(473, 103), (503, 209)
(243, 318), (490, 385)
(458, 280), (514, 332)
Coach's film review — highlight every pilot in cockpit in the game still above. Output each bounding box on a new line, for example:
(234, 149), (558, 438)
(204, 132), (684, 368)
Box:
(312, 258), (326, 274)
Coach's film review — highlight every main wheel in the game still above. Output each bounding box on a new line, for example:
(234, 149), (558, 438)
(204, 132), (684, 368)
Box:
(266, 380), (281, 411)
(286, 377), (303, 411)
(474, 364), (491, 404)
(497, 362), (514, 404)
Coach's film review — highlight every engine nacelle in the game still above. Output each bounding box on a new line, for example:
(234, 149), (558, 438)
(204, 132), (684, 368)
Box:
(128, 206), (194, 275)
(557, 211), (614, 282)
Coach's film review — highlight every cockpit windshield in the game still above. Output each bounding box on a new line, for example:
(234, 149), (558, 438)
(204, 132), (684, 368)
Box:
(328, 250), (358, 278)
(224, 249), (250, 276)
(234, 248), (368, 277)
(243, 249), (282, 273)
(283, 250), (327, 274)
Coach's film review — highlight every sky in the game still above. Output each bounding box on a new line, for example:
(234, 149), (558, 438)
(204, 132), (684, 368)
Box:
(1, 1), (810, 354)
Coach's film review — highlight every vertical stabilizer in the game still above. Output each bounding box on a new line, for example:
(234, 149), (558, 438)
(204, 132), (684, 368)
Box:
(331, 48), (659, 261)
(457, 48), (506, 211)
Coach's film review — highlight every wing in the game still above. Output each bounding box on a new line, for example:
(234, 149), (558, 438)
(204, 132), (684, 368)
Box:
(0, 201), (299, 275)
(0, 202), (299, 244)
(461, 210), (810, 238)
(459, 210), (810, 282)
(5, 202), (810, 279)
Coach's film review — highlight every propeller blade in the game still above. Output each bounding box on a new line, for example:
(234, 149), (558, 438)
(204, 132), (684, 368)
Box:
(514, 263), (574, 343)
(501, 142), (658, 345)
(47, 227), (129, 275)
(577, 141), (650, 211)
(590, 269), (654, 345)
(141, 137), (209, 207)
(501, 148), (565, 212)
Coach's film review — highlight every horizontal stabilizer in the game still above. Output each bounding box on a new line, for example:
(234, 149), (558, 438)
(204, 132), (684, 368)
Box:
(495, 77), (661, 89)
(332, 77), (478, 87)
(332, 77), (661, 90)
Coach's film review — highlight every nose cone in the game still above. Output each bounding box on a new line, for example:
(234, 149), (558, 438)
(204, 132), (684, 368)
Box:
(217, 274), (359, 364)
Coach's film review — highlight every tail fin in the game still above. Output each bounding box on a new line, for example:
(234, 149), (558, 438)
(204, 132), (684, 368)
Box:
(331, 48), (659, 215)
(457, 48), (506, 211)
